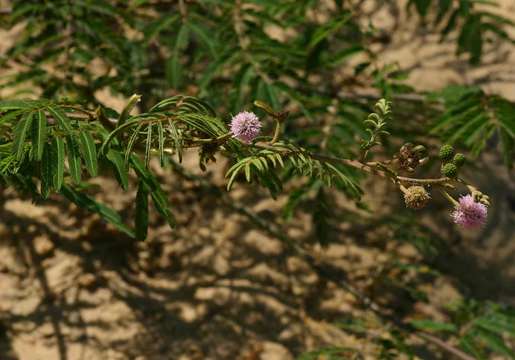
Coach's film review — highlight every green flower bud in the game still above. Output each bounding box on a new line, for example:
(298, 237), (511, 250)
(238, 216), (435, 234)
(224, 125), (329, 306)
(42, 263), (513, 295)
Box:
(439, 144), (455, 162)
(403, 186), (431, 209)
(453, 153), (466, 167)
(441, 163), (458, 178)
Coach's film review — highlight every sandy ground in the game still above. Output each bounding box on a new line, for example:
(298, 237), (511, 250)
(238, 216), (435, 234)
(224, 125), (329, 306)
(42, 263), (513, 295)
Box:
(0, 1), (514, 359)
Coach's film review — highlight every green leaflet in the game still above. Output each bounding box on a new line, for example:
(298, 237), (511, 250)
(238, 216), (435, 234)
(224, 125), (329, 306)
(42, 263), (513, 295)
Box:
(475, 327), (515, 359)
(188, 22), (217, 57)
(167, 54), (183, 89)
(47, 106), (73, 134)
(12, 111), (33, 161)
(129, 154), (156, 187)
(135, 181), (149, 240)
(66, 136), (82, 184)
(167, 119), (183, 163)
(106, 149), (129, 190)
(32, 110), (47, 161)
(0, 99), (39, 110)
(61, 185), (135, 238)
(124, 122), (143, 165)
(459, 333), (486, 360)
(499, 128), (513, 168)
(309, 12), (352, 49)
(150, 190), (176, 229)
(79, 131), (98, 177)
(143, 14), (179, 43)
(475, 313), (515, 336)
(130, 155), (176, 228)
(166, 23), (189, 88)
(40, 141), (55, 198)
(409, 319), (457, 333)
(117, 94), (141, 128)
(53, 137), (65, 191)
(409, 0), (432, 17)
(431, 88), (515, 167)
(39, 137), (65, 194)
(100, 118), (139, 155)
(144, 124), (153, 167)
(0, 109), (28, 126)
(157, 121), (165, 166)
(435, 0), (453, 25)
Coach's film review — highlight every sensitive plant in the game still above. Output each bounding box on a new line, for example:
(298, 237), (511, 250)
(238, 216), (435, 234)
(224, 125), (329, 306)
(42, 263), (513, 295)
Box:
(0, 96), (491, 234)
(0, 95), (505, 359)
(0, 0), (514, 358)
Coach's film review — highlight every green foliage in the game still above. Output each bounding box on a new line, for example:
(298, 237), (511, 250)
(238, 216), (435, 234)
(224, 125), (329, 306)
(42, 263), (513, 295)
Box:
(408, 0), (515, 63)
(0, 1), (513, 358)
(12, 112), (33, 161)
(130, 155), (176, 230)
(101, 95), (223, 166)
(0, 98), (183, 233)
(361, 99), (391, 159)
(411, 301), (515, 359)
(79, 131), (98, 177)
(32, 110), (47, 161)
(225, 141), (362, 199)
(410, 319), (458, 333)
(61, 184), (135, 237)
(431, 86), (515, 167)
(0, 0), (140, 100)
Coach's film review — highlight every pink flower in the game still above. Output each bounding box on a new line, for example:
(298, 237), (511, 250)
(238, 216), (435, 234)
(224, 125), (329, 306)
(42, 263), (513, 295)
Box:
(230, 111), (261, 144)
(451, 194), (488, 229)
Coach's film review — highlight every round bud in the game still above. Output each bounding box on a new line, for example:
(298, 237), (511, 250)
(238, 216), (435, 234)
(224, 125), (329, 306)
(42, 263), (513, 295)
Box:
(439, 144), (455, 162)
(403, 186), (431, 209)
(453, 153), (466, 167)
(441, 163), (458, 178)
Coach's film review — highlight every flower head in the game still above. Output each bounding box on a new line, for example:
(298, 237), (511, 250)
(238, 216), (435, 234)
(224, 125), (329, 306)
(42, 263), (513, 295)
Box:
(403, 186), (430, 209)
(451, 194), (488, 229)
(230, 111), (261, 144)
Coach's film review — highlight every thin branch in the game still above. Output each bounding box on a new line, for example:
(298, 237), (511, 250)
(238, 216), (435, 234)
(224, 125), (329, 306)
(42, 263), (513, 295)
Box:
(418, 333), (474, 360)
(254, 143), (452, 186)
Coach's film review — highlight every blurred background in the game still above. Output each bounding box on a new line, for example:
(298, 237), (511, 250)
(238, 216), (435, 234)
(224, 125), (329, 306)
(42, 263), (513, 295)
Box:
(0, 0), (514, 359)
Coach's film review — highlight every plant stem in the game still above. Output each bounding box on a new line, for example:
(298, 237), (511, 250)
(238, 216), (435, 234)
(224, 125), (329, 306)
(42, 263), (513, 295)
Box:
(254, 143), (451, 186)
(441, 190), (459, 207)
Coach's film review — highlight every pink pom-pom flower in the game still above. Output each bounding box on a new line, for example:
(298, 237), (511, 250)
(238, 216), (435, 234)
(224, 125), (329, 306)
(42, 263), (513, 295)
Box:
(451, 194), (488, 229)
(230, 111), (261, 144)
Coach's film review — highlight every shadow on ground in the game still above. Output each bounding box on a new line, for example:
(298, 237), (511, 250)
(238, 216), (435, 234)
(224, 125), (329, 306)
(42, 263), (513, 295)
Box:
(0, 150), (513, 360)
